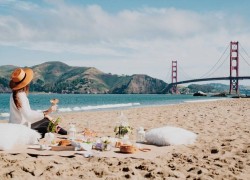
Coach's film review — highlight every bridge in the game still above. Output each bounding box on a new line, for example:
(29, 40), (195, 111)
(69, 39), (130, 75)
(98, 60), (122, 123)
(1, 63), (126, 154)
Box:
(166, 41), (250, 94)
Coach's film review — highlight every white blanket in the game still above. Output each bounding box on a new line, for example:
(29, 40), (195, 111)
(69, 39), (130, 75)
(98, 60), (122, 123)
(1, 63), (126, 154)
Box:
(0, 123), (41, 150)
(145, 126), (197, 146)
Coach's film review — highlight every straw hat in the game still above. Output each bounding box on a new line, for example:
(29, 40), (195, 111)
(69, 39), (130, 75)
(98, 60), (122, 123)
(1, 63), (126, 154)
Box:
(9, 68), (33, 90)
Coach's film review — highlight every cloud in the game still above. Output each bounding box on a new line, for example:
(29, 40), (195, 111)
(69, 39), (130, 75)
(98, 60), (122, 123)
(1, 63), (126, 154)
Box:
(0, 0), (38, 11)
(0, 0), (250, 82)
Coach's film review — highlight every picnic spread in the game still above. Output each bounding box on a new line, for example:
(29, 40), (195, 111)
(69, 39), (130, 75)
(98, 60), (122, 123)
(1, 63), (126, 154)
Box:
(0, 128), (163, 159)
(0, 98), (197, 159)
(29, 113), (153, 158)
(0, 104), (159, 159)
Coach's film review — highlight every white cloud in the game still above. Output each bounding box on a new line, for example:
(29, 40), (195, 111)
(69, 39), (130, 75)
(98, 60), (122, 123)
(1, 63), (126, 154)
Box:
(0, 0), (38, 11)
(0, 1), (250, 83)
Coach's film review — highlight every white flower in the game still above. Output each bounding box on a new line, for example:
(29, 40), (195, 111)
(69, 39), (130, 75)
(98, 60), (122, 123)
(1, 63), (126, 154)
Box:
(101, 137), (110, 144)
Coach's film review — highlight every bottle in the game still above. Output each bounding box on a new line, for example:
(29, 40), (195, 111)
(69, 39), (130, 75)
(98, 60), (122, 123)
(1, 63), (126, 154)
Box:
(68, 124), (76, 140)
(136, 127), (145, 143)
(44, 132), (55, 147)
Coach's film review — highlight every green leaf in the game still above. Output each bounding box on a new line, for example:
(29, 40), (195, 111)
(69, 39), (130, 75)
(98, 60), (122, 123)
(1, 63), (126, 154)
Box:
(47, 117), (61, 133)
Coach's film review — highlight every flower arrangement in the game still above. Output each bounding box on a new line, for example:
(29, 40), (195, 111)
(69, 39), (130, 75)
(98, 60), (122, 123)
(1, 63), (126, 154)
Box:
(47, 98), (60, 133)
(94, 137), (112, 151)
(114, 125), (133, 138)
(114, 112), (133, 138)
(101, 137), (111, 145)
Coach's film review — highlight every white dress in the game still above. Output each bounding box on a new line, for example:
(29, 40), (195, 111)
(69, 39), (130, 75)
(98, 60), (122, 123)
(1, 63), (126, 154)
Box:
(9, 92), (44, 126)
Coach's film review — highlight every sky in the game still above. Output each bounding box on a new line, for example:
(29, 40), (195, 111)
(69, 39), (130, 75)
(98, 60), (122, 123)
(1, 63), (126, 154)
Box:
(1, 0), (250, 85)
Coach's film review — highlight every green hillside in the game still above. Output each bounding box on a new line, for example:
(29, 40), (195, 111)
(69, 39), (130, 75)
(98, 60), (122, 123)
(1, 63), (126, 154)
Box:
(0, 61), (167, 94)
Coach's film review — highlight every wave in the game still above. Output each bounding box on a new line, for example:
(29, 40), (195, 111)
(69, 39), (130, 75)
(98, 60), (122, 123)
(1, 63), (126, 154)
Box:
(0, 103), (141, 117)
(0, 113), (10, 117)
(58, 103), (140, 112)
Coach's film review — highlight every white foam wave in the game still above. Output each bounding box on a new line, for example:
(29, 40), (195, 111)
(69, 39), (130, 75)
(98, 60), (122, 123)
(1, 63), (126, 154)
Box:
(58, 103), (140, 112)
(58, 108), (73, 112)
(0, 113), (10, 117)
(73, 107), (81, 111)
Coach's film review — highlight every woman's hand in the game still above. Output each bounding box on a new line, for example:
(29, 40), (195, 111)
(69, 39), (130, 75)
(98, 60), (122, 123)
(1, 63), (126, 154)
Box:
(45, 115), (57, 124)
(45, 114), (53, 121)
(43, 109), (51, 116)
(43, 105), (57, 116)
(50, 105), (57, 112)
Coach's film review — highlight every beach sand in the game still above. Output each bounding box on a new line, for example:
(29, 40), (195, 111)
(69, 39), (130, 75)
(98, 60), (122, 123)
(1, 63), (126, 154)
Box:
(0, 99), (250, 179)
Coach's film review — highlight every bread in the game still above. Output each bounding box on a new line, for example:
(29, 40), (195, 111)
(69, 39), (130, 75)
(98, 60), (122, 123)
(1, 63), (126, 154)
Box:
(58, 139), (71, 146)
(82, 128), (97, 137)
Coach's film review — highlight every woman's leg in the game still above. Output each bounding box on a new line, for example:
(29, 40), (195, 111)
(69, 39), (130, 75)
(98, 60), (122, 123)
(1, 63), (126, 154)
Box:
(56, 126), (68, 135)
(31, 118), (67, 138)
(31, 118), (50, 138)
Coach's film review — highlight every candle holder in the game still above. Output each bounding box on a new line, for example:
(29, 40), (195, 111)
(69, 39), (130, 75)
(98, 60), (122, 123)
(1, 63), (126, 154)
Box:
(114, 112), (133, 139)
(136, 127), (145, 143)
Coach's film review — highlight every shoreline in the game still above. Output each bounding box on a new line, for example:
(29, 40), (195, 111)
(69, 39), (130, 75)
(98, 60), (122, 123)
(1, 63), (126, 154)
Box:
(0, 97), (229, 121)
(0, 98), (250, 179)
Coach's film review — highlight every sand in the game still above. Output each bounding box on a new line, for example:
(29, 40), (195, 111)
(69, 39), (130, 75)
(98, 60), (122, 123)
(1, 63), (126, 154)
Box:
(0, 99), (250, 179)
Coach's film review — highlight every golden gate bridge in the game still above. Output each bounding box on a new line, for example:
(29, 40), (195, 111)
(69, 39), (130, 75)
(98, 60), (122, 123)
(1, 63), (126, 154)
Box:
(166, 41), (250, 94)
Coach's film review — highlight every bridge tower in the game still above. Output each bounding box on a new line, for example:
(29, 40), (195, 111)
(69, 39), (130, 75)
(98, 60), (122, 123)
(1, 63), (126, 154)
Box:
(171, 61), (178, 94)
(229, 41), (239, 94)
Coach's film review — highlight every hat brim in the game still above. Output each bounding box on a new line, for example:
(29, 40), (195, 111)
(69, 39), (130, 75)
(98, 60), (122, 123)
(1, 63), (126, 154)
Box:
(10, 68), (33, 90)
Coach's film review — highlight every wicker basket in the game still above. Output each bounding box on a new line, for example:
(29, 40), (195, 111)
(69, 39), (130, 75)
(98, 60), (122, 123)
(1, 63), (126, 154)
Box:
(120, 145), (137, 154)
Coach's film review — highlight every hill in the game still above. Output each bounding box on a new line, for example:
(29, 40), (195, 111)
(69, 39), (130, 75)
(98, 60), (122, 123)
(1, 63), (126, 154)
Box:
(0, 61), (167, 94)
(178, 83), (250, 94)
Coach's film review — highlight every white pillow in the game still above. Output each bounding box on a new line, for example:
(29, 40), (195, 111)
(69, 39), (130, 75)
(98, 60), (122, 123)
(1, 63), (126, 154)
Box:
(0, 124), (41, 150)
(145, 126), (197, 146)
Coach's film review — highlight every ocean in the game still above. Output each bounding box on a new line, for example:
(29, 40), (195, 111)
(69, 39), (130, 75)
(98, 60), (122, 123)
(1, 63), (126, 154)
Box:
(0, 93), (227, 120)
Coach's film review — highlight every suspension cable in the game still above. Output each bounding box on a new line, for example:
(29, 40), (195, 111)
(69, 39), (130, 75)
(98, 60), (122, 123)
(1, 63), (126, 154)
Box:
(165, 64), (172, 83)
(198, 44), (229, 78)
(239, 43), (250, 60)
(178, 63), (194, 80)
(239, 53), (250, 67)
(204, 53), (229, 78)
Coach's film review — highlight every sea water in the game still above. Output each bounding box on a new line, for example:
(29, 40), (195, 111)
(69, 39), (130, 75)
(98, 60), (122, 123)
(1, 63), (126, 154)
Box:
(0, 93), (227, 120)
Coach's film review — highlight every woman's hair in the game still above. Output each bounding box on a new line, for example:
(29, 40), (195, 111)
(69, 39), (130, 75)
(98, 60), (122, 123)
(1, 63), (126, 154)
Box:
(13, 85), (30, 109)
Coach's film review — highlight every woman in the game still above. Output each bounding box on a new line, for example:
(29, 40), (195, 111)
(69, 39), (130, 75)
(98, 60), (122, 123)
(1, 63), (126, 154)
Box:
(9, 67), (67, 138)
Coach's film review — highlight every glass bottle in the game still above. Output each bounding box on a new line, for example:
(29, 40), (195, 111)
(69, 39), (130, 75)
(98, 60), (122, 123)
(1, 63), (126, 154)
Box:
(136, 127), (145, 143)
(44, 132), (55, 147)
(68, 124), (76, 140)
